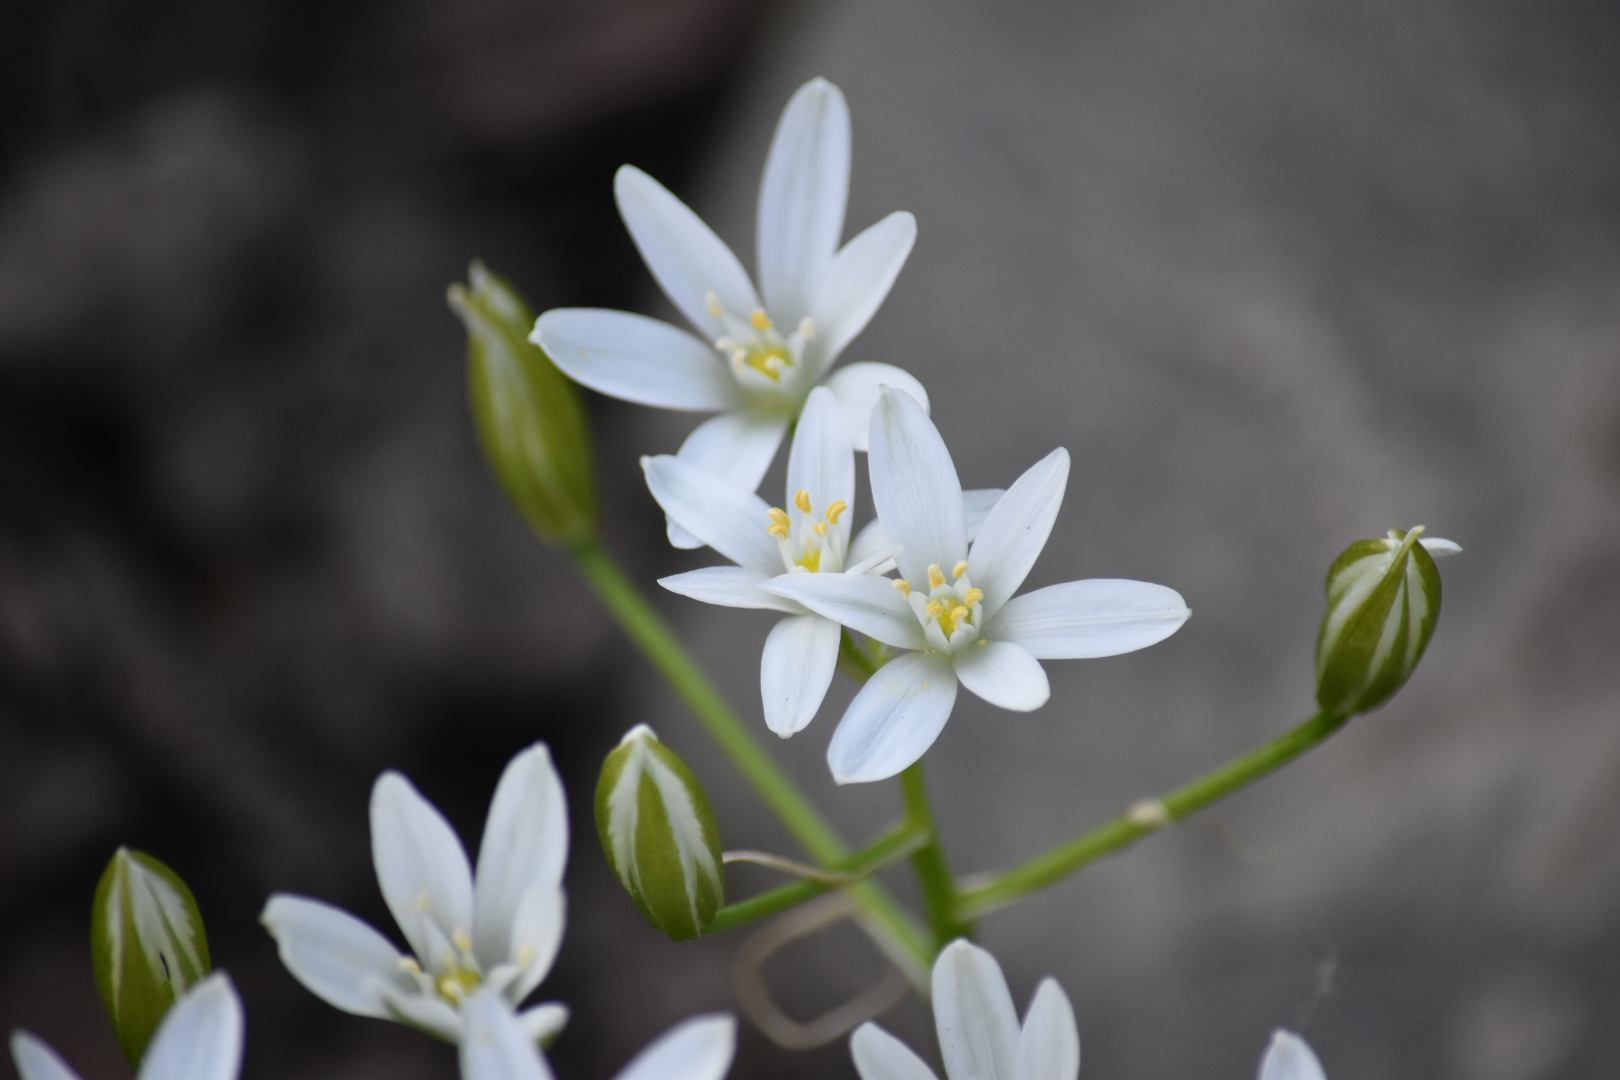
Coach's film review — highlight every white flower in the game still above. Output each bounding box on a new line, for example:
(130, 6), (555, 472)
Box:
(11, 974), (243, 1080)
(534, 77), (926, 547)
(262, 743), (568, 1046)
(851, 939), (1079, 1080)
(1257, 1030), (1327, 1080)
(461, 990), (735, 1080)
(646, 386), (1003, 737)
(761, 388), (1192, 784)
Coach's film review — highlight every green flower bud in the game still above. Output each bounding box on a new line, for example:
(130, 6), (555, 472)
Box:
(595, 725), (725, 941)
(1316, 526), (1454, 718)
(91, 848), (212, 1068)
(450, 261), (596, 545)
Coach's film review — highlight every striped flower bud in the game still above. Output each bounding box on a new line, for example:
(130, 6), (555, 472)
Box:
(450, 261), (597, 545)
(1316, 526), (1458, 718)
(91, 848), (212, 1068)
(596, 725), (725, 941)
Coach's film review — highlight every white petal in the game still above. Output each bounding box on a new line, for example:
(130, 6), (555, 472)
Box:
(758, 572), (927, 651)
(534, 309), (733, 411)
(1015, 980), (1079, 1080)
(376, 981), (463, 1042)
(678, 412), (790, 491)
(260, 894), (407, 1018)
(811, 211), (917, 372)
(786, 386), (856, 551)
(1421, 537), (1462, 558)
(615, 165), (759, 339)
(460, 989), (554, 1080)
(371, 771), (475, 966)
(962, 489), (1006, 542)
(989, 580), (1190, 659)
(758, 78), (850, 326)
(824, 363), (930, 452)
(11, 1034), (82, 1080)
(519, 1002), (570, 1046)
(504, 883), (566, 1004)
(953, 640), (1050, 712)
(1258, 1030), (1328, 1080)
(473, 744), (567, 970)
(933, 940), (1021, 1080)
(761, 613), (842, 736)
(642, 455), (782, 577)
(137, 974), (243, 1080)
(613, 1014), (736, 1080)
(849, 488), (1003, 567)
(660, 567), (802, 612)
(827, 652), (958, 784)
(850, 1023), (940, 1080)
(869, 388), (966, 586)
(967, 449), (1068, 618)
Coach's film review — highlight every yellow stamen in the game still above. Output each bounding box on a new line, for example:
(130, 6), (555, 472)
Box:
(926, 601), (945, 617)
(928, 564), (946, 589)
(415, 893), (431, 913)
(452, 928), (473, 953)
(751, 308), (773, 331)
(517, 945), (536, 969)
(767, 507), (791, 538)
(814, 521), (828, 536)
(398, 957), (422, 975)
(893, 579), (912, 596)
(951, 606), (970, 624)
(965, 588), (984, 604)
(798, 317), (815, 338)
(953, 561), (969, 579)
(795, 489), (812, 513)
(825, 500), (847, 524)
(706, 291), (723, 318)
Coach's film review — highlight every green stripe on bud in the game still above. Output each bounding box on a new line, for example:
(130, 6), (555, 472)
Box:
(1316, 526), (1444, 718)
(450, 261), (596, 545)
(92, 848), (212, 1068)
(595, 725), (725, 941)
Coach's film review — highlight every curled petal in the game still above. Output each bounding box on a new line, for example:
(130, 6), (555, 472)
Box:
(823, 362), (928, 452)
(260, 894), (407, 1019)
(660, 567), (802, 613)
(534, 309), (734, 411)
(759, 572), (927, 651)
(989, 580), (1190, 659)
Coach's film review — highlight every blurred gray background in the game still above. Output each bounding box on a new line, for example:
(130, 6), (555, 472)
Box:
(3, 0), (1619, 1077)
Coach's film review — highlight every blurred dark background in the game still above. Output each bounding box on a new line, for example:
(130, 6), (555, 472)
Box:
(4, 1), (1620, 1078)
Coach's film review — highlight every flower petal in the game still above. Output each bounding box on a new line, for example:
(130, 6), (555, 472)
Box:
(953, 640), (1050, 712)
(758, 78), (850, 326)
(761, 613), (842, 736)
(989, 580), (1190, 659)
(1258, 1030), (1328, 1080)
(869, 388), (965, 586)
(962, 489), (1006, 541)
(519, 1002), (570, 1046)
(472, 744), (568, 971)
(137, 974), (243, 1080)
(371, 771), (475, 965)
(533, 309), (733, 411)
(848, 488), (1004, 567)
(612, 1014), (736, 1080)
(9, 1034), (79, 1080)
(660, 567), (802, 613)
(758, 572), (927, 651)
(504, 883), (566, 1003)
(376, 981), (463, 1041)
(1421, 537), (1462, 558)
(824, 363), (929, 452)
(615, 165), (759, 339)
(260, 894), (408, 1018)
(828, 651), (957, 784)
(811, 211), (917, 373)
(1015, 979), (1079, 1080)
(460, 989), (554, 1080)
(967, 449), (1068, 618)
(933, 940), (1020, 1080)
(787, 386), (857, 552)
(642, 455), (782, 576)
(850, 1023), (941, 1080)
(677, 411), (790, 493)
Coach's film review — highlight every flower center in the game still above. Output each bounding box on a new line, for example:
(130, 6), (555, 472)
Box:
(400, 925), (485, 1004)
(709, 293), (814, 390)
(894, 562), (984, 652)
(767, 488), (847, 574)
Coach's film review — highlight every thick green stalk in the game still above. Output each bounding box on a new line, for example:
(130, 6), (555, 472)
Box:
(900, 762), (972, 945)
(956, 710), (1350, 919)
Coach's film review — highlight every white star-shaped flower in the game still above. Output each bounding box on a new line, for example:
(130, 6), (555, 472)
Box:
(11, 974), (243, 1080)
(851, 939), (1079, 1080)
(534, 77), (925, 547)
(461, 990), (735, 1080)
(262, 743), (568, 1046)
(1257, 1030), (1328, 1080)
(761, 388), (1192, 783)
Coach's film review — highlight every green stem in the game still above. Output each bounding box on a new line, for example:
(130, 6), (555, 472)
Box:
(705, 824), (928, 935)
(900, 762), (972, 945)
(837, 628), (882, 682)
(956, 710), (1350, 919)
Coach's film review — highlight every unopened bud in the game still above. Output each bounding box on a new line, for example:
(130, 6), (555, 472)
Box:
(91, 848), (212, 1067)
(595, 726), (725, 941)
(450, 262), (596, 545)
(1316, 527), (1458, 718)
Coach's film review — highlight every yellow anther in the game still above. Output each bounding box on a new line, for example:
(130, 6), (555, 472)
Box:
(768, 507), (791, 538)
(398, 957), (422, 975)
(795, 489), (812, 513)
(965, 588), (984, 604)
(814, 521), (828, 536)
(928, 564), (947, 588)
(517, 945), (536, 969)
(751, 308), (773, 331)
(415, 893), (431, 913)
(452, 928), (473, 953)
(953, 561), (969, 579)
(798, 317), (815, 338)
(438, 976), (467, 1001)
(706, 291), (723, 318)
(893, 579), (912, 596)
(826, 500), (847, 524)
(951, 606), (970, 624)
(926, 601), (945, 618)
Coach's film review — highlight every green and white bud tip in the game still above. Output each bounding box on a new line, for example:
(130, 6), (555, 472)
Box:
(595, 725), (725, 942)
(1316, 526), (1460, 718)
(91, 848), (212, 1068)
(449, 261), (596, 545)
